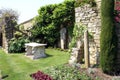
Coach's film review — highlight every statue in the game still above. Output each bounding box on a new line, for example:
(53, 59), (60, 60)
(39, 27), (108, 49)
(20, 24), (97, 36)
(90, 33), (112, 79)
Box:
(60, 25), (66, 49)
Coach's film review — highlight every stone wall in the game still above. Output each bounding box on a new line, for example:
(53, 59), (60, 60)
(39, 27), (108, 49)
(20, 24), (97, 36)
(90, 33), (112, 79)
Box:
(75, 1), (101, 65)
(19, 18), (33, 37)
(19, 18), (33, 30)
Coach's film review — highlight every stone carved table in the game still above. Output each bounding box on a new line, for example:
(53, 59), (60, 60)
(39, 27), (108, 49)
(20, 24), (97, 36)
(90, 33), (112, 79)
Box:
(25, 42), (47, 59)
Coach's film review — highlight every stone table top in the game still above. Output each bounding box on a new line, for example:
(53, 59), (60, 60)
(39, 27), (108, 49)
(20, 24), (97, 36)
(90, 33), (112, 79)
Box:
(25, 42), (47, 47)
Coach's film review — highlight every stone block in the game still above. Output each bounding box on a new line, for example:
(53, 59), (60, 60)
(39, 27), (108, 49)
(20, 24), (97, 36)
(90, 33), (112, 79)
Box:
(75, 7), (80, 12)
(91, 13), (97, 17)
(25, 43), (47, 60)
(89, 11), (95, 14)
(75, 13), (79, 17)
(75, 18), (80, 23)
(88, 23), (93, 28)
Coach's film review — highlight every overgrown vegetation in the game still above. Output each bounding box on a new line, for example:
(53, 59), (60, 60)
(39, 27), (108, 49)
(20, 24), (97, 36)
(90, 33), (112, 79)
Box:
(69, 23), (86, 49)
(9, 37), (30, 53)
(31, 0), (75, 47)
(9, 32), (30, 53)
(0, 8), (18, 35)
(0, 8), (18, 24)
(69, 23), (93, 53)
(100, 0), (117, 74)
(44, 65), (91, 80)
(75, 0), (96, 7)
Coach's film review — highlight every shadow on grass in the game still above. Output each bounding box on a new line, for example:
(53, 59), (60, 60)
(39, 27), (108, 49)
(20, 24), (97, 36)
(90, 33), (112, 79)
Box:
(1, 75), (9, 79)
(44, 53), (53, 58)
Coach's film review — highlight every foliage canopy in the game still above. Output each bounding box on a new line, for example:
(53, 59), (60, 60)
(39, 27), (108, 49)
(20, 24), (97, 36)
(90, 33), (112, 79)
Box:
(31, 0), (75, 47)
(0, 8), (18, 27)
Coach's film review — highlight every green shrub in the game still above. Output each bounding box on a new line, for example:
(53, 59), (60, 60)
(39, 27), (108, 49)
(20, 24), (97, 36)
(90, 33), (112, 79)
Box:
(8, 37), (30, 53)
(75, 0), (96, 7)
(14, 31), (22, 38)
(100, 0), (117, 74)
(44, 65), (91, 80)
(19, 25), (24, 30)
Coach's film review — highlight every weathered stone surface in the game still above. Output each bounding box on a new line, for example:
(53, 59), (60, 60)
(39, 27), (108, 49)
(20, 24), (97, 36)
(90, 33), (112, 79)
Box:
(2, 25), (14, 53)
(25, 42), (47, 59)
(69, 47), (84, 65)
(75, 3), (101, 65)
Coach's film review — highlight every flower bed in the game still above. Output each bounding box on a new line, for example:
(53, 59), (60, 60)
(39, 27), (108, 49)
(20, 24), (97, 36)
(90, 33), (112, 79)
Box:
(30, 71), (53, 80)
(30, 65), (92, 80)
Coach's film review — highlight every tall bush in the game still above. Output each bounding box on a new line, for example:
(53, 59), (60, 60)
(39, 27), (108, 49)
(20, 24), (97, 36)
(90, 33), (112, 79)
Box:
(100, 0), (117, 74)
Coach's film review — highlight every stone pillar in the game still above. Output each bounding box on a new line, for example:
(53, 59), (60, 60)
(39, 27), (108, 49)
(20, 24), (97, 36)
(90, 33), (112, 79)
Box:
(60, 25), (66, 49)
(2, 17), (15, 53)
(84, 30), (90, 68)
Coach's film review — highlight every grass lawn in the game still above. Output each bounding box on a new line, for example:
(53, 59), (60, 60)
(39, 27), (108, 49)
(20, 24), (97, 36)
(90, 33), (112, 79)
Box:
(0, 48), (70, 80)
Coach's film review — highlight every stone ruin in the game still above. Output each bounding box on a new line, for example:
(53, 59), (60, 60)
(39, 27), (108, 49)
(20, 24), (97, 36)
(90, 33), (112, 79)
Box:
(69, 45), (84, 65)
(0, 18), (15, 53)
(69, 0), (101, 66)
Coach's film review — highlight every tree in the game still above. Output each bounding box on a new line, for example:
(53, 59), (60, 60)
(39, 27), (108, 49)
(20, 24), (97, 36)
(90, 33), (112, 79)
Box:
(0, 8), (18, 28)
(0, 8), (19, 52)
(31, 0), (75, 47)
(100, 0), (117, 74)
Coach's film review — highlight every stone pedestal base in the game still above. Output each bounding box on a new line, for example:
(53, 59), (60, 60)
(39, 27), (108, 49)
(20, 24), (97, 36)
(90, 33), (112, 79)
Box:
(25, 43), (47, 60)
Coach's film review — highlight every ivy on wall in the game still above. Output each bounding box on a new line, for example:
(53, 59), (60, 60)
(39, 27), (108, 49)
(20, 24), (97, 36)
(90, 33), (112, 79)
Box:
(75, 0), (96, 7)
(69, 23), (86, 49)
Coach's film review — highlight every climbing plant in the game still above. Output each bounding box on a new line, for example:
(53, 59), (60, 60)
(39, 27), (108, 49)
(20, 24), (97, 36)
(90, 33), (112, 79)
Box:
(69, 23), (93, 51)
(69, 23), (86, 49)
(75, 0), (96, 7)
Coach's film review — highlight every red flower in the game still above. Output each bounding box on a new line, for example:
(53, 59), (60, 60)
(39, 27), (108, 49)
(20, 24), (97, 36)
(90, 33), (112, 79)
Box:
(30, 70), (53, 80)
(116, 1), (120, 4)
(116, 6), (120, 11)
(115, 16), (120, 22)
